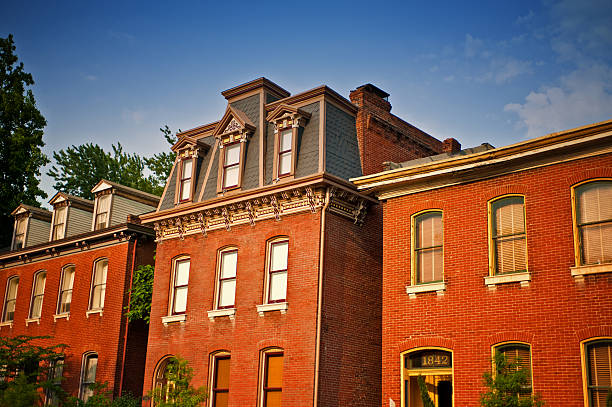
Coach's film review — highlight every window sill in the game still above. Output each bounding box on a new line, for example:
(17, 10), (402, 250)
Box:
(162, 314), (186, 326)
(571, 263), (612, 281)
(256, 302), (288, 316)
(86, 309), (103, 318)
(484, 272), (530, 289)
(25, 317), (40, 326)
(53, 313), (70, 322)
(406, 282), (446, 298)
(0, 321), (13, 329)
(207, 308), (236, 321)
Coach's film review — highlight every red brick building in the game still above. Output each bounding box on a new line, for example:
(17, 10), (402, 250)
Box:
(139, 78), (444, 406)
(353, 120), (612, 406)
(0, 180), (159, 402)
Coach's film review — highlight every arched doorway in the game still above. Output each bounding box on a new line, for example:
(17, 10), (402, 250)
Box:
(402, 348), (453, 407)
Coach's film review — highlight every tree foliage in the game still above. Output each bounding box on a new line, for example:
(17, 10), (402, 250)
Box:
(125, 262), (154, 324)
(48, 126), (178, 200)
(63, 382), (140, 407)
(480, 352), (544, 407)
(0, 335), (66, 407)
(149, 357), (207, 407)
(416, 375), (435, 407)
(0, 34), (49, 248)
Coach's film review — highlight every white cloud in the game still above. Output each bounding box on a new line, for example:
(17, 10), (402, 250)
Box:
(464, 34), (483, 58)
(504, 64), (612, 138)
(443, 75), (454, 82)
(515, 10), (534, 25)
(477, 58), (532, 84)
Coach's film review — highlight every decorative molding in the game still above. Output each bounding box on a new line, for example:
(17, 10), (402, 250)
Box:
(162, 314), (186, 326)
(257, 302), (288, 316)
(86, 309), (103, 318)
(152, 185), (369, 241)
(53, 313), (69, 322)
(484, 272), (531, 289)
(25, 317), (40, 326)
(406, 282), (446, 298)
(207, 308), (236, 321)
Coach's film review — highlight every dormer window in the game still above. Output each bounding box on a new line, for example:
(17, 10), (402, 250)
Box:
(278, 129), (294, 178)
(94, 194), (111, 230)
(222, 143), (241, 190)
(179, 158), (193, 202)
(13, 217), (27, 250)
(266, 104), (311, 182)
(52, 207), (67, 240)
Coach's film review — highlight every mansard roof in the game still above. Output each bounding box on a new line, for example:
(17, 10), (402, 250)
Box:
(266, 104), (312, 122)
(171, 135), (212, 153)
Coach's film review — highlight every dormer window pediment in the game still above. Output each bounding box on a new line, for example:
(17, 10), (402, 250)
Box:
(214, 106), (256, 147)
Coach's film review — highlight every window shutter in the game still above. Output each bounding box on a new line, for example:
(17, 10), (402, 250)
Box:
(577, 181), (612, 224)
(588, 342), (612, 406)
(492, 197), (527, 274)
(577, 182), (612, 265)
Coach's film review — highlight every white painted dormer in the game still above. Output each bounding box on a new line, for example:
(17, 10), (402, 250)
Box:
(10, 204), (52, 250)
(48, 192), (94, 241)
(91, 180), (160, 231)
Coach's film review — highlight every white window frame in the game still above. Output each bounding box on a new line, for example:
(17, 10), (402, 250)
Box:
(179, 158), (194, 202)
(89, 258), (108, 311)
(209, 351), (231, 407)
(92, 193), (112, 231)
(258, 348), (284, 407)
(56, 265), (75, 315)
(50, 206), (68, 241)
(264, 238), (289, 305)
(12, 216), (29, 250)
(29, 270), (46, 319)
(410, 210), (444, 286)
(79, 352), (98, 402)
(2, 276), (19, 323)
(169, 257), (190, 316)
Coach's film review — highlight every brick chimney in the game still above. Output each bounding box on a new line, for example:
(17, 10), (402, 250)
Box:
(349, 83), (392, 113)
(442, 138), (461, 154)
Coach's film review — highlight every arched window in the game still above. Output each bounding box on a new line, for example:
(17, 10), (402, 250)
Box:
(265, 238), (289, 304)
(583, 339), (612, 406)
(215, 248), (237, 309)
(57, 265), (75, 315)
(210, 352), (231, 407)
(153, 357), (176, 405)
(573, 180), (612, 266)
(402, 348), (453, 407)
(260, 348), (283, 407)
(79, 352), (98, 402)
(2, 276), (19, 322)
(493, 342), (533, 397)
(489, 196), (527, 275)
(29, 270), (46, 319)
(89, 258), (108, 310)
(412, 211), (444, 284)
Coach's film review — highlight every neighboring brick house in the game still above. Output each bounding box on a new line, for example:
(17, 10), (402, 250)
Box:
(0, 180), (159, 402)
(139, 78), (444, 406)
(352, 120), (612, 407)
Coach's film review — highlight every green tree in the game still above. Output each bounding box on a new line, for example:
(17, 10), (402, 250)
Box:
(416, 375), (435, 407)
(125, 262), (155, 324)
(149, 357), (207, 407)
(480, 352), (544, 407)
(48, 126), (178, 200)
(63, 382), (140, 407)
(0, 34), (49, 248)
(0, 335), (66, 407)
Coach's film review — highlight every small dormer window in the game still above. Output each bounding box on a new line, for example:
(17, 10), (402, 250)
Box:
(278, 129), (293, 178)
(13, 217), (27, 250)
(52, 207), (67, 240)
(222, 143), (241, 190)
(179, 159), (193, 202)
(94, 194), (111, 230)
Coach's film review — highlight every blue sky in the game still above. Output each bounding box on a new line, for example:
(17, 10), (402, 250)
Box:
(2, 0), (612, 201)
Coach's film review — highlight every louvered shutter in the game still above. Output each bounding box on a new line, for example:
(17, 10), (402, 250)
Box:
(577, 181), (612, 265)
(588, 341), (612, 406)
(492, 197), (527, 274)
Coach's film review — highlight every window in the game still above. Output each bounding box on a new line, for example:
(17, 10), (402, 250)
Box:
(45, 357), (64, 406)
(94, 194), (111, 230)
(170, 258), (190, 315)
(79, 353), (98, 402)
(413, 211), (443, 284)
(585, 340), (612, 406)
(179, 159), (193, 202)
(211, 353), (230, 407)
(574, 181), (612, 266)
(266, 239), (288, 303)
(277, 129), (293, 178)
(402, 348), (453, 407)
(2, 277), (19, 322)
(261, 350), (283, 407)
(89, 259), (108, 310)
(13, 217), (27, 250)
(29, 271), (46, 319)
(493, 343), (532, 397)
(57, 266), (75, 314)
(153, 357), (176, 405)
(52, 207), (67, 240)
(215, 249), (237, 309)
(222, 143), (241, 190)
(489, 196), (527, 275)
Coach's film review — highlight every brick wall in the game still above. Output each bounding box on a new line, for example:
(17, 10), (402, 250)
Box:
(349, 86), (443, 176)
(381, 153), (612, 406)
(318, 205), (383, 406)
(143, 211), (322, 406)
(0, 239), (139, 398)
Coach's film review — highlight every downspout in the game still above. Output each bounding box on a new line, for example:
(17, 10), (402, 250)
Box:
(313, 187), (331, 406)
(118, 236), (138, 397)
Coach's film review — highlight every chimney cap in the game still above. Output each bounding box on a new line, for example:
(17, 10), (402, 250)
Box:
(355, 83), (390, 99)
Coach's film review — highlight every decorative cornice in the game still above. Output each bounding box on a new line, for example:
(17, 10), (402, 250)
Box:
(265, 85), (358, 115)
(152, 183), (370, 242)
(221, 77), (290, 101)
